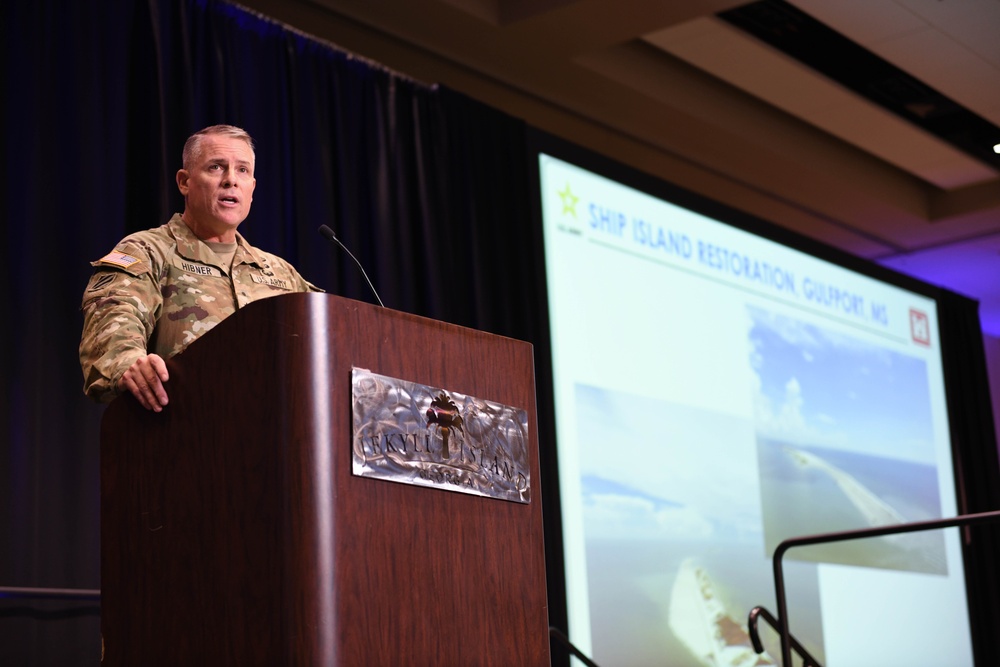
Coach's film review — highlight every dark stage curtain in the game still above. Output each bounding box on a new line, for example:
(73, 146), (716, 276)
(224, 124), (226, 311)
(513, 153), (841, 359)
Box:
(938, 290), (1000, 667)
(1, 0), (549, 663)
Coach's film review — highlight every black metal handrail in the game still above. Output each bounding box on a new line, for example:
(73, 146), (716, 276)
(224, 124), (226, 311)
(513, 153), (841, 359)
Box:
(748, 605), (822, 666)
(768, 509), (1000, 667)
(0, 586), (101, 601)
(549, 626), (602, 667)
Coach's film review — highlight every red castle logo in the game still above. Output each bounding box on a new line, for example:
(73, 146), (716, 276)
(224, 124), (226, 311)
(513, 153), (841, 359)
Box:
(910, 309), (930, 347)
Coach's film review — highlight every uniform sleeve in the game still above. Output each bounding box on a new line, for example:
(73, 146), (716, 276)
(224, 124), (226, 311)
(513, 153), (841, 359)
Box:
(79, 243), (163, 402)
(273, 255), (325, 294)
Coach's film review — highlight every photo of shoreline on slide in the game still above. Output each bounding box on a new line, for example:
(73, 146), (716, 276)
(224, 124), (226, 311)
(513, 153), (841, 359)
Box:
(747, 305), (947, 574)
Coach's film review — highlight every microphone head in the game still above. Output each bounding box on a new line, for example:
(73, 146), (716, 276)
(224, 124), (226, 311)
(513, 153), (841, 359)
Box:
(318, 225), (337, 241)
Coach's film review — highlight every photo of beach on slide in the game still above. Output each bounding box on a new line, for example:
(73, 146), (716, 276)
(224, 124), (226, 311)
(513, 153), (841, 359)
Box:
(748, 305), (947, 575)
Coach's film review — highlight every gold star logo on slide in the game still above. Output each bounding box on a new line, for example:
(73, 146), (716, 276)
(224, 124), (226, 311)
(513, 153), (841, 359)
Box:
(558, 183), (579, 218)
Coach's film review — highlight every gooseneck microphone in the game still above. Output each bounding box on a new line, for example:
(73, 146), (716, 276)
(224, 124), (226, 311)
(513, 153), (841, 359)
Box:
(317, 225), (385, 308)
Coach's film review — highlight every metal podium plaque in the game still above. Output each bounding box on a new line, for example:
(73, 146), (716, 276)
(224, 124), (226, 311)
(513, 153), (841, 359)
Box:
(351, 368), (531, 503)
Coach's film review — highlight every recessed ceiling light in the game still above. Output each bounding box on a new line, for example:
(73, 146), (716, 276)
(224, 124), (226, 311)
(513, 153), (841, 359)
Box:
(994, 143), (1000, 154)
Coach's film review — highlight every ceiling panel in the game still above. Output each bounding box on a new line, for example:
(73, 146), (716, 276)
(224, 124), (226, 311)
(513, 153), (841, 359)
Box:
(643, 17), (999, 188)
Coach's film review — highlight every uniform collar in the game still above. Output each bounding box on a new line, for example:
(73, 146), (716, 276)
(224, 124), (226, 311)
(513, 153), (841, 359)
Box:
(167, 213), (266, 270)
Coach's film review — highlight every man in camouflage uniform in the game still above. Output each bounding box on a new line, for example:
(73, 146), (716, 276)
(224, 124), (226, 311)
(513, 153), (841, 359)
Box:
(80, 124), (320, 411)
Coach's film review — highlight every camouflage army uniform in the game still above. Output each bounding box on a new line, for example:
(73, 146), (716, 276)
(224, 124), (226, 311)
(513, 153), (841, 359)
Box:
(80, 214), (321, 402)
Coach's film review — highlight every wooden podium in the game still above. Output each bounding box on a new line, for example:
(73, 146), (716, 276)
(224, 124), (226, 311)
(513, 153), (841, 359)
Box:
(100, 293), (550, 666)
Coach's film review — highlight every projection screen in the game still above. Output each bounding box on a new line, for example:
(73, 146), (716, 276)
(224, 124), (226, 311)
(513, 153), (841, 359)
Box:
(537, 148), (973, 667)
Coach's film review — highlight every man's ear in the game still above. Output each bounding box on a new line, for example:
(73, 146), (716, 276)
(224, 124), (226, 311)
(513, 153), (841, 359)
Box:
(176, 169), (190, 195)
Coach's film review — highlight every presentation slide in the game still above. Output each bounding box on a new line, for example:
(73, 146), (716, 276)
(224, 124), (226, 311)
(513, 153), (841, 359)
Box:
(538, 152), (973, 666)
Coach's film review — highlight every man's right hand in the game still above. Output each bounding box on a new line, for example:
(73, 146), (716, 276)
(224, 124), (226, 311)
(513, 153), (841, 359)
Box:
(118, 354), (170, 412)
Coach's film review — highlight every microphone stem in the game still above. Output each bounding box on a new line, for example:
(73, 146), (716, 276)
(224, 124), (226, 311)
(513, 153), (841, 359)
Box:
(319, 226), (385, 307)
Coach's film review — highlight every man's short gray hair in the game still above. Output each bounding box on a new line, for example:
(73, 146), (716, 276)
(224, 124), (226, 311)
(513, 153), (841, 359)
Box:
(182, 125), (256, 169)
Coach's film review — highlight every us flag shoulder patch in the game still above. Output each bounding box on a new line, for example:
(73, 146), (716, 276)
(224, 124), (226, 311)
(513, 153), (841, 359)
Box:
(99, 251), (141, 268)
